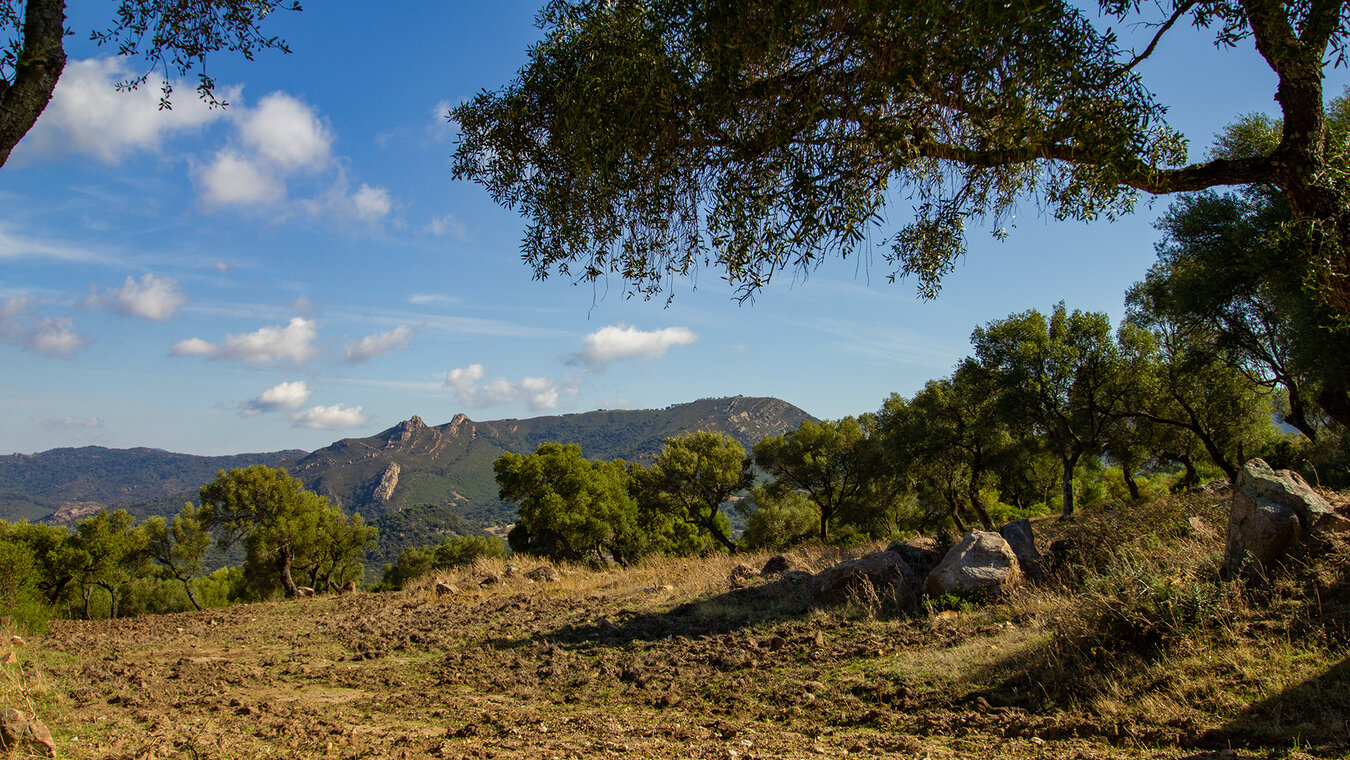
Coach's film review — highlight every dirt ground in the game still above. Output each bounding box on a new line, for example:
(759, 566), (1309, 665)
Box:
(8, 542), (1330, 760)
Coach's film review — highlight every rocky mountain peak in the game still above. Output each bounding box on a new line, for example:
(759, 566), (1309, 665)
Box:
(385, 416), (428, 448)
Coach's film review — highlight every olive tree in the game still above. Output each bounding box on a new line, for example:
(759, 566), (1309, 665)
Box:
(454, 0), (1350, 314)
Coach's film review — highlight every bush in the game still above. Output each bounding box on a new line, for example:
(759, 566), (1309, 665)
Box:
(740, 486), (817, 551)
(0, 539), (52, 634)
(382, 534), (510, 589)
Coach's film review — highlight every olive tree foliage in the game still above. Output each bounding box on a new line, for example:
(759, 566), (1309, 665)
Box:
(752, 416), (890, 541)
(453, 0), (1350, 312)
(972, 303), (1127, 517)
(0, 0), (300, 167)
(141, 503), (212, 611)
(199, 465), (376, 598)
(631, 430), (751, 553)
(497, 443), (650, 567)
(68, 508), (148, 619)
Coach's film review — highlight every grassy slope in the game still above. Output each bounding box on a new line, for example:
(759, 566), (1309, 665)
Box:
(3, 490), (1346, 759)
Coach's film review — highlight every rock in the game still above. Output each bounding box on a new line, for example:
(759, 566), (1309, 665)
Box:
(1, 651), (16, 665)
(760, 555), (802, 575)
(813, 550), (918, 607)
(1313, 512), (1350, 538)
(1187, 516), (1217, 539)
(730, 563), (759, 581)
(434, 581), (458, 596)
(480, 573), (502, 587)
(296, 586), (315, 598)
(1224, 487), (1303, 578)
(885, 539), (942, 578)
(341, 580), (358, 594)
(925, 531), (1023, 599)
(998, 518), (1044, 582)
(371, 462), (401, 502)
(1237, 459), (1334, 528)
(1194, 479), (1232, 496)
(1224, 458), (1337, 578)
(525, 566), (561, 583)
(8, 636), (22, 647)
(0, 708), (56, 758)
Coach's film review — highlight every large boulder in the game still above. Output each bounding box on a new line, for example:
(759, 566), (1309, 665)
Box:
(999, 518), (1043, 582)
(813, 551), (918, 607)
(1224, 458), (1342, 578)
(925, 531), (1022, 599)
(885, 538), (943, 578)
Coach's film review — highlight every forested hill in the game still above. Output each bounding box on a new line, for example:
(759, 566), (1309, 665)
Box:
(0, 397), (814, 561)
(280, 395), (815, 528)
(0, 447), (306, 522)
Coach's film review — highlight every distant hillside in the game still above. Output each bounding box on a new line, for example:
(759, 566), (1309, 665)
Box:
(0, 397), (814, 568)
(0, 447), (306, 523)
(281, 395), (816, 530)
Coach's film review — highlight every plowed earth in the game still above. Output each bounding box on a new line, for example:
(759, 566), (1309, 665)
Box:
(14, 559), (1313, 760)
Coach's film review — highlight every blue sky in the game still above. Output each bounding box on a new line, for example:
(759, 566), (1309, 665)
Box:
(0, 2), (1344, 456)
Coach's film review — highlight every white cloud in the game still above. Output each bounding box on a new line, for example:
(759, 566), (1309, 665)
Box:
(353, 184), (392, 221)
(19, 57), (234, 163)
(445, 363), (577, 411)
(239, 380), (313, 416)
(90, 273), (187, 321)
(0, 297), (89, 358)
(238, 92), (332, 171)
(171, 316), (318, 365)
(43, 416), (104, 429)
(198, 149), (285, 207)
(291, 403), (370, 430)
(423, 214), (468, 240)
(573, 324), (698, 371)
(344, 324), (418, 363)
(407, 293), (458, 307)
(290, 295), (318, 314)
(429, 99), (458, 141)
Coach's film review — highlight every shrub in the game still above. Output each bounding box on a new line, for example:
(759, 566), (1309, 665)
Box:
(0, 539), (52, 634)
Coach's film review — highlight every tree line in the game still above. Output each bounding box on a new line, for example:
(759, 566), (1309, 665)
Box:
(0, 465), (374, 632)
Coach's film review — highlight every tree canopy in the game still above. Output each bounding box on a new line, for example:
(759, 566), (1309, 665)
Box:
(453, 0), (1350, 312)
(0, 0), (299, 166)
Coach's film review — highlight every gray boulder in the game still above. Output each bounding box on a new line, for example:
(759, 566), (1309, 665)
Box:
(925, 530), (1022, 599)
(813, 551), (918, 607)
(1224, 458), (1341, 578)
(999, 518), (1043, 582)
(885, 538), (942, 578)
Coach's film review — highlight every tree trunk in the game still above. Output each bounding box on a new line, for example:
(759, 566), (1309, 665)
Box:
(0, 0), (67, 167)
(278, 545), (299, 597)
(182, 577), (203, 612)
(99, 583), (119, 618)
(1061, 453), (1080, 518)
(1122, 468), (1141, 501)
(966, 477), (994, 530)
(704, 512), (739, 553)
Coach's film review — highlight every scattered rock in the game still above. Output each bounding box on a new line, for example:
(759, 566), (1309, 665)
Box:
(813, 551), (918, 607)
(480, 574), (502, 587)
(1, 651), (16, 665)
(1223, 458), (1338, 578)
(525, 566), (561, 583)
(1194, 479), (1231, 496)
(1187, 516), (1217, 539)
(885, 539), (942, 578)
(760, 554), (802, 575)
(9, 636), (23, 647)
(925, 531), (1022, 599)
(0, 708), (56, 758)
(729, 563), (759, 584)
(434, 581), (458, 596)
(296, 586), (315, 598)
(998, 518), (1044, 582)
(341, 580), (358, 594)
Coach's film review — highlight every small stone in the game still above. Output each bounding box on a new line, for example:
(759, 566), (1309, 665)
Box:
(8, 636), (23, 647)
(434, 581), (458, 595)
(1, 651), (17, 665)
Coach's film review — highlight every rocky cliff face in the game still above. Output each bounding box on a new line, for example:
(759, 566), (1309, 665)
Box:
(372, 463), (401, 502)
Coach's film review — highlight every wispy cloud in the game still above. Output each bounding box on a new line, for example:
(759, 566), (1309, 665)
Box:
(407, 293), (459, 307)
(239, 380), (313, 416)
(42, 416), (104, 429)
(445, 363), (578, 411)
(171, 316), (319, 365)
(0, 222), (115, 264)
(571, 324), (698, 372)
